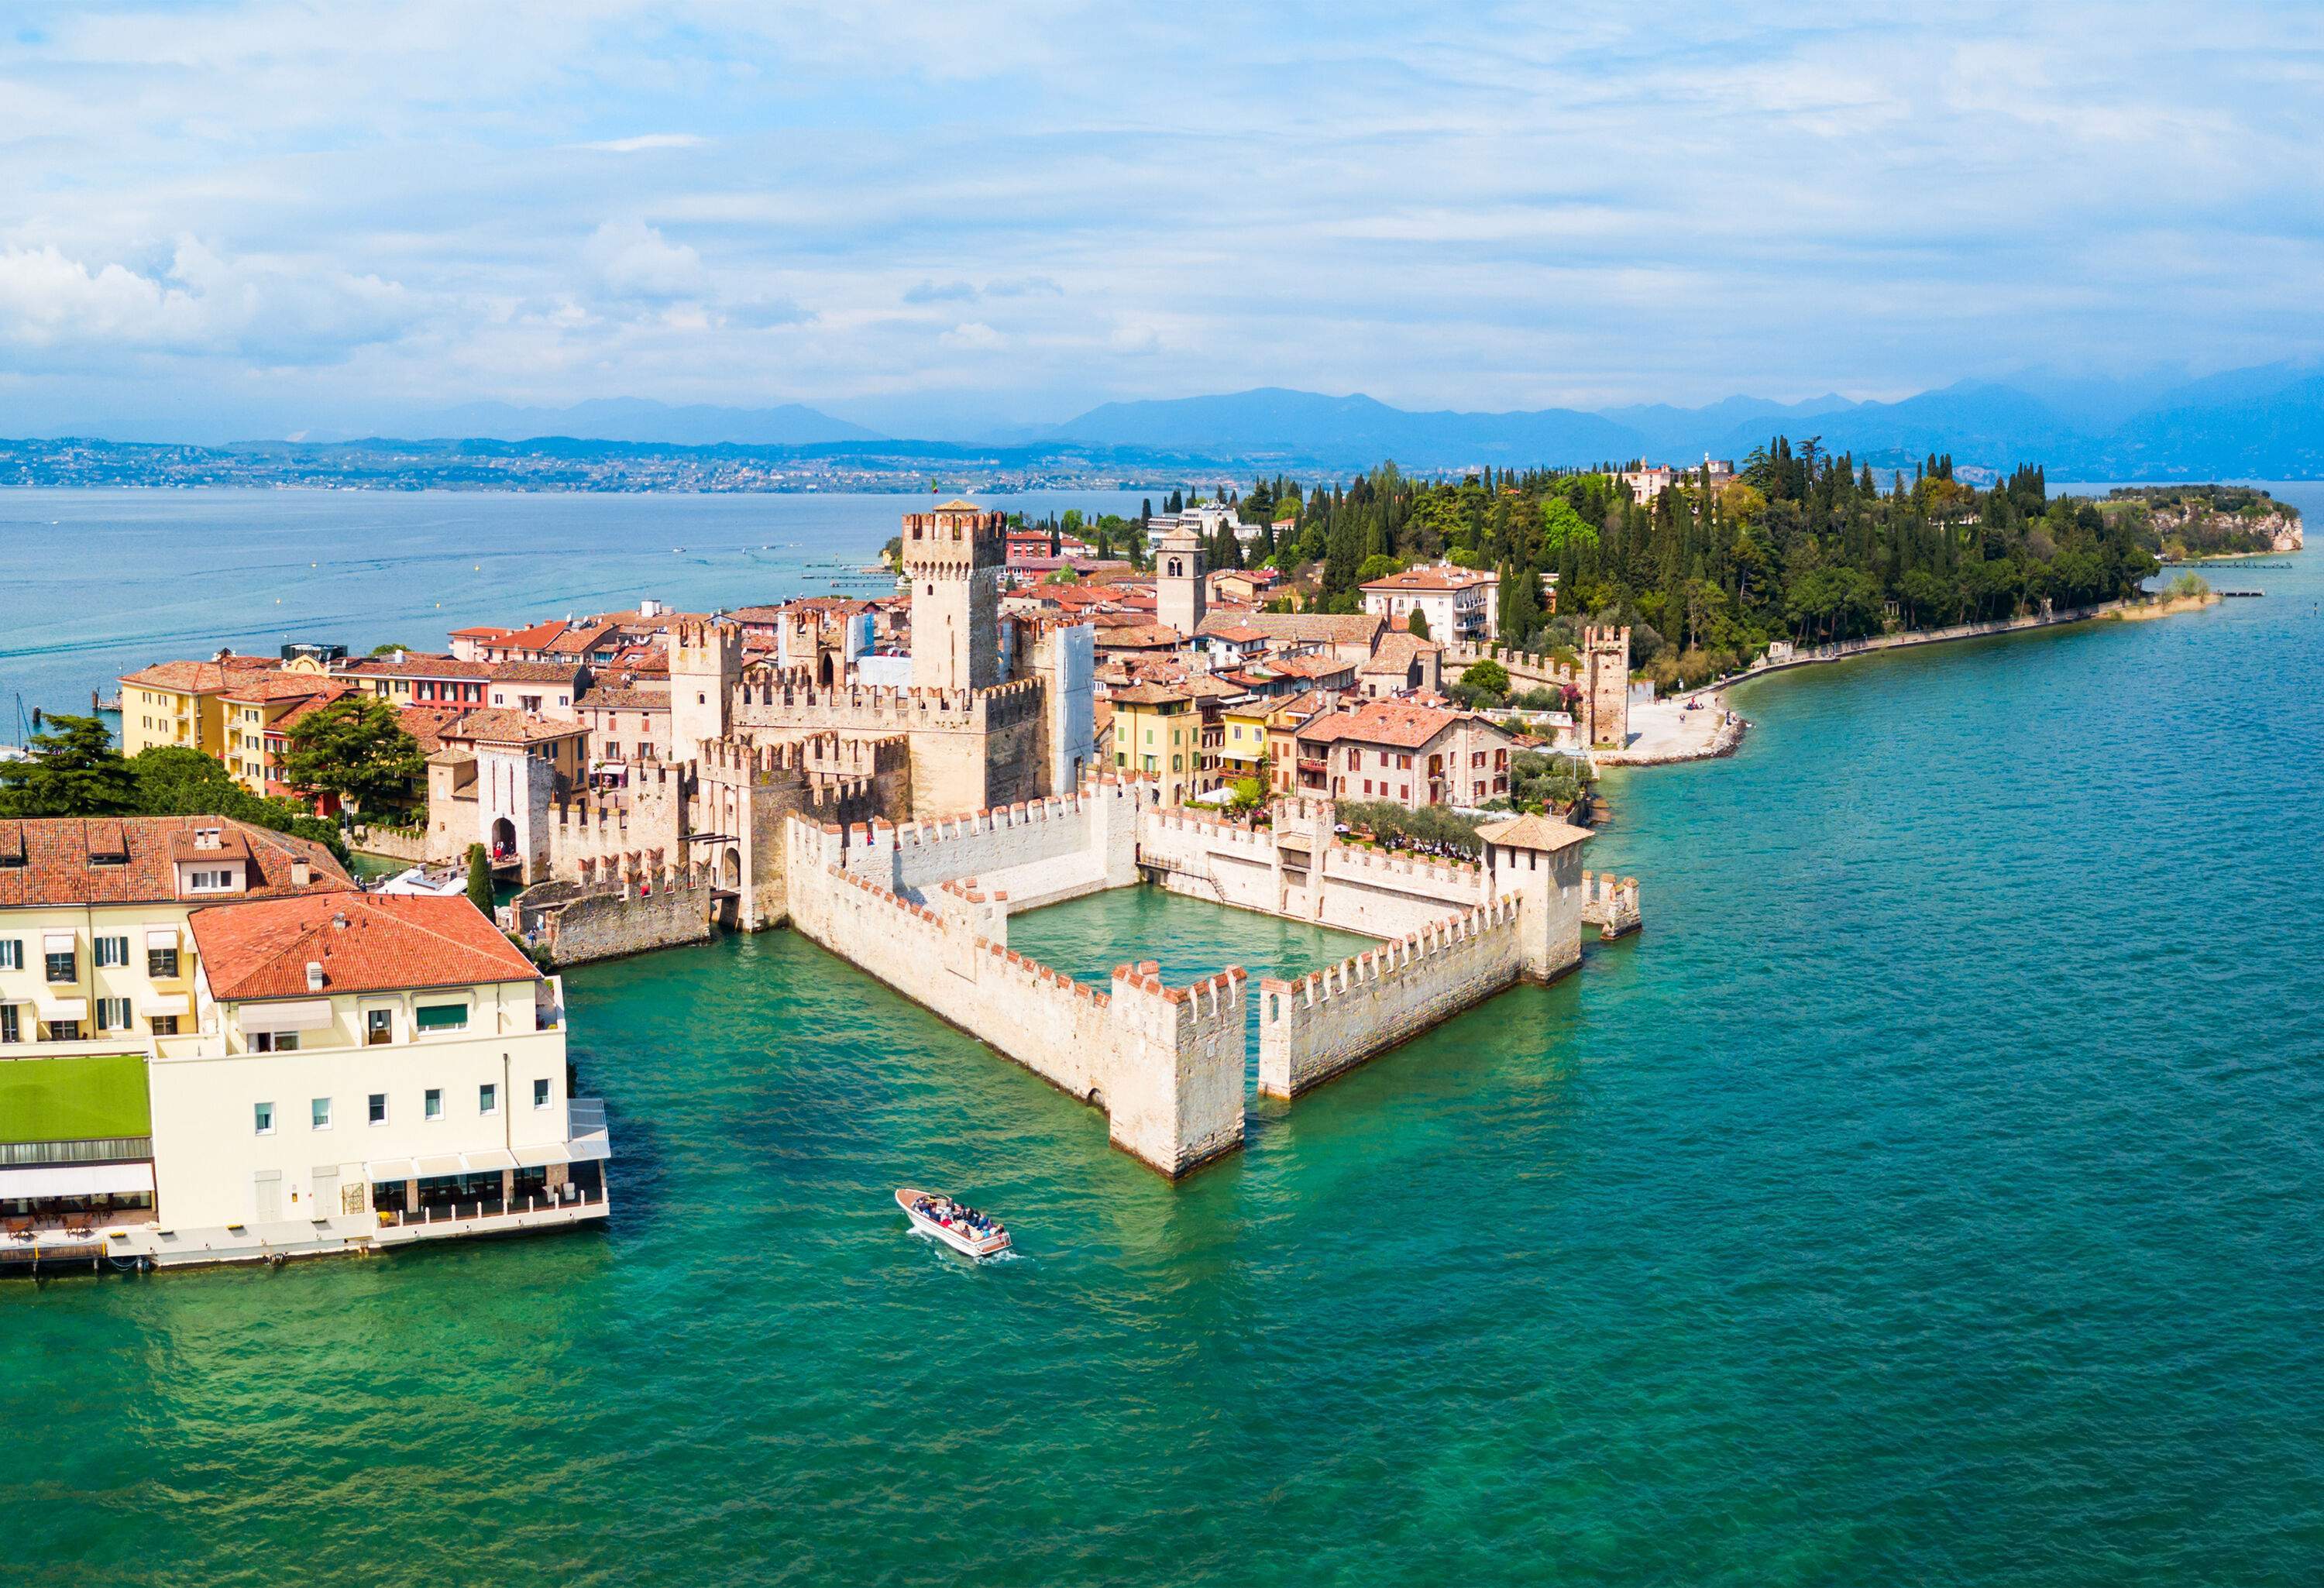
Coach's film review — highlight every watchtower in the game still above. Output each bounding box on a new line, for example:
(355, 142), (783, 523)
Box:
(901, 500), (1005, 693)
(1156, 522), (1205, 638)
(1581, 625), (1631, 749)
(670, 619), (743, 760)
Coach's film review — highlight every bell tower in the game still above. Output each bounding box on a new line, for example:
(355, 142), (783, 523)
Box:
(1156, 522), (1205, 638)
(902, 500), (1005, 693)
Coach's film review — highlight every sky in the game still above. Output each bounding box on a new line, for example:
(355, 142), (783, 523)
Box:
(1, 1), (2320, 442)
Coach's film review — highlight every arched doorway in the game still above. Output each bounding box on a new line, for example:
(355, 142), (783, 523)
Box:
(722, 846), (742, 891)
(490, 816), (516, 861)
(818, 651), (835, 687)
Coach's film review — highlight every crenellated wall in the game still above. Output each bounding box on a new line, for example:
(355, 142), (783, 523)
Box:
(820, 775), (1146, 911)
(509, 858), (713, 966)
(1257, 897), (1525, 1098)
(732, 672), (1047, 813)
(1580, 870), (1642, 937)
(1136, 800), (1490, 937)
(782, 820), (1245, 1177)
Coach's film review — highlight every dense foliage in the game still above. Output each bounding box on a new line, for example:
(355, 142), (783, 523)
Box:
(0, 715), (349, 859)
(1334, 799), (1488, 858)
(1191, 444), (2164, 688)
(283, 696), (426, 814)
(2103, 485), (2299, 559)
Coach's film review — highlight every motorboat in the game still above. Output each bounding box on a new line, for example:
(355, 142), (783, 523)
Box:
(896, 1188), (1011, 1259)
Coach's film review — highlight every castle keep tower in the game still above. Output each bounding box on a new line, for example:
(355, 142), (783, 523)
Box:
(1156, 522), (1205, 638)
(902, 500), (1006, 693)
(1580, 625), (1631, 749)
(669, 619), (743, 759)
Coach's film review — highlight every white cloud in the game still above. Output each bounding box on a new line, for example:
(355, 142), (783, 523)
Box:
(586, 133), (706, 153)
(938, 321), (1003, 350)
(583, 220), (705, 301)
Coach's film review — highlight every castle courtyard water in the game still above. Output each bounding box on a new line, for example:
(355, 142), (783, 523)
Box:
(5, 490), (2322, 1585)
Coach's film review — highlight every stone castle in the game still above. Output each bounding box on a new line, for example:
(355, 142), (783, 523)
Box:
(451, 503), (1097, 937)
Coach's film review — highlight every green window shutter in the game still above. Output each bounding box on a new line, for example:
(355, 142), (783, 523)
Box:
(414, 1004), (469, 1032)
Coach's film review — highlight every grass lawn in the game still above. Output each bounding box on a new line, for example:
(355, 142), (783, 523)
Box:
(0, 1053), (152, 1142)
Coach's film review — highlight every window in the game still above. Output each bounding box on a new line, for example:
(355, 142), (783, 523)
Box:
(604, 741), (621, 759)
(478, 1082), (498, 1116)
(148, 946), (180, 978)
(424, 1088), (443, 1120)
(369, 1093), (387, 1126)
(0, 1006), (17, 1043)
(45, 1020), (81, 1041)
(44, 949), (75, 984)
(366, 1009), (394, 1046)
(187, 869), (232, 892)
(0, 940), (19, 970)
(533, 1078), (551, 1110)
(150, 1015), (180, 1036)
(252, 1030), (299, 1053)
(311, 1097), (332, 1130)
(415, 1003), (467, 1033)
(95, 997), (132, 1032)
(254, 1102), (276, 1136)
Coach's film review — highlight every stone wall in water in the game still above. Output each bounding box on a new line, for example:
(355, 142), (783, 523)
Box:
(1257, 897), (1525, 1098)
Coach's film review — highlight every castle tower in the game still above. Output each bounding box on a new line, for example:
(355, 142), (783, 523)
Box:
(670, 619), (744, 760)
(1477, 812), (1590, 982)
(901, 500), (1005, 693)
(1157, 523), (1205, 638)
(1581, 625), (1631, 749)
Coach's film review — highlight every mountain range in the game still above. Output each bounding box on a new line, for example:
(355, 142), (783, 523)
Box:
(300, 364), (2324, 478)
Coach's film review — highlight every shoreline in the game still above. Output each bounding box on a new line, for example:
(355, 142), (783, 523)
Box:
(1600, 593), (2224, 768)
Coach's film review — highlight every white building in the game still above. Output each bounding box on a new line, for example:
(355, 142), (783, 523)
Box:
(0, 818), (608, 1271)
(1357, 562), (1500, 644)
(1145, 503), (1258, 548)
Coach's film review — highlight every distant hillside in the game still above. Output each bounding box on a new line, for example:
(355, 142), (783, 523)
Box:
(1038, 387), (1638, 469)
(394, 397), (882, 446)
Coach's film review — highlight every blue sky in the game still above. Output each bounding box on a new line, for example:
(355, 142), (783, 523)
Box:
(1, 1), (2319, 440)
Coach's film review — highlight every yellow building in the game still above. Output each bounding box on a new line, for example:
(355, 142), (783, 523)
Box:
(219, 674), (350, 797)
(1106, 682), (1198, 808)
(118, 655), (277, 760)
(1217, 698), (1273, 792)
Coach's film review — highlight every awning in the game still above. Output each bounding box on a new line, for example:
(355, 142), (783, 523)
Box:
(138, 992), (192, 1017)
(462, 1148), (517, 1174)
(0, 1161), (155, 1199)
(43, 931), (75, 952)
(512, 1135), (612, 1169)
(413, 1154), (465, 1179)
(365, 1158), (417, 1184)
(145, 926), (180, 949)
(35, 996), (88, 1022)
(239, 999), (333, 1034)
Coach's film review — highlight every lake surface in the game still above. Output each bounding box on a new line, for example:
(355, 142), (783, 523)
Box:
(5, 486), (2322, 1586)
(0, 487), (1150, 722)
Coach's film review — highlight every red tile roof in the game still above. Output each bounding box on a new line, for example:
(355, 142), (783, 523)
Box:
(119, 654), (279, 693)
(496, 619), (569, 651)
(190, 892), (538, 1001)
(222, 670), (346, 704)
(0, 816), (353, 908)
(1297, 699), (1505, 751)
(1358, 563), (1497, 593)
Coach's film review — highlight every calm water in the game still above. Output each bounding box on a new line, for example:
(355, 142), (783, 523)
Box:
(5, 489), (2322, 1586)
(0, 487), (1150, 720)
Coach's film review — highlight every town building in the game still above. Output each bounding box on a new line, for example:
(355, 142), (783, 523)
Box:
(1359, 562), (1499, 644)
(119, 653), (280, 759)
(1106, 682), (1200, 808)
(1293, 699), (1517, 809)
(218, 671), (352, 797)
(1356, 631), (1445, 698)
(1155, 521), (1206, 638)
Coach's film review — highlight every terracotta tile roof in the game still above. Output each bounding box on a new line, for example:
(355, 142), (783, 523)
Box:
(576, 686), (669, 712)
(1203, 624), (1270, 644)
(1093, 623), (1184, 650)
(1296, 699), (1497, 751)
(486, 660), (585, 683)
(543, 622), (621, 656)
(190, 892), (538, 1002)
(497, 619), (569, 651)
(1266, 655), (1356, 679)
(222, 670), (346, 704)
(448, 626), (512, 640)
(1108, 682), (1190, 706)
(1474, 813), (1592, 851)
(396, 706), (466, 756)
(0, 816), (353, 909)
(1359, 632), (1444, 674)
(1198, 612), (1383, 646)
(1266, 689), (1338, 724)
(1360, 563), (1496, 593)
(119, 654), (278, 694)
(337, 655), (492, 680)
(435, 709), (589, 747)
(272, 687), (359, 730)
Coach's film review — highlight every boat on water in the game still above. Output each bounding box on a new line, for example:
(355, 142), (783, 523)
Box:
(896, 1188), (1011, 1259)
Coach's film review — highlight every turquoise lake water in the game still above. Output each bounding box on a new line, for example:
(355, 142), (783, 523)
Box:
(5, 487), (2321, 1585)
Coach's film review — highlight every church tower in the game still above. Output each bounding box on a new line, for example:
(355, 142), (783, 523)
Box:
(1156, 522), (1205, 638)
(902, 500), (1006, 693)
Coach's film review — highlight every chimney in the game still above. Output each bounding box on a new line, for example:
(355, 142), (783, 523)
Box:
(305, 961), (325, 992)
(394, 648), (407, 665)
(291, 858), (311, 886)
(332, 911), (349, 930)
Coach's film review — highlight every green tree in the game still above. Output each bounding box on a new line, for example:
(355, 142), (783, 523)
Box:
(284, 696), (425, 813)
(1228, 776), (1267, 814)
(0, 713), (139, 816)
(1459, 658), (1511, 697)
(1406, 607), (1431, 638)
(1356, 552), (1403, 583)
(466, 844), (494, 915)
